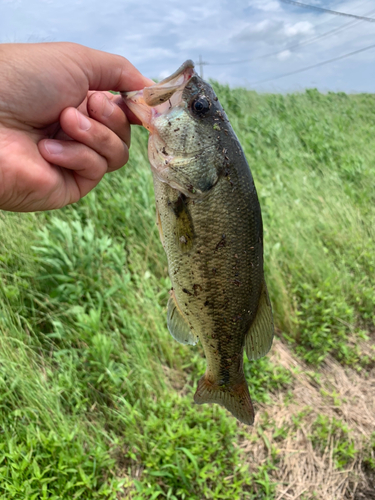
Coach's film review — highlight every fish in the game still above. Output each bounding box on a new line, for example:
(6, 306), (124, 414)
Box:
(122, 60), (274, 425)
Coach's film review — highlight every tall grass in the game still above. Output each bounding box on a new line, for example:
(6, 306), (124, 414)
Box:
(0, 87), (374, 498)
(219, 87), (375, 363)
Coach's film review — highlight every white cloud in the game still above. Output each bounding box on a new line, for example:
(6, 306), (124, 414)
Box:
(251, 0), (281, 12)
(235, 20), (280, 42)
(278, 50), (291, 60)
(166, 9), (188, 26)
(178, 37), (219, 51)
(283, 21), (314, 37)
(234, 19), (315, 45)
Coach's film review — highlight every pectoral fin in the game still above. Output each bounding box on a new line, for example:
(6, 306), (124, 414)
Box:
(245, 280), (274, 361)
(167, 292), (199, 345)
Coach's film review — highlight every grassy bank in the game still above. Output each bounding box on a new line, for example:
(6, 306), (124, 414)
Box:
(0, 86), (374, 499)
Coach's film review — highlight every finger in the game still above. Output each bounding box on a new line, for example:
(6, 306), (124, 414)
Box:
(54, 94), (90, 140)
(86, 89), (149, 126)
(66, 43), (154, 92)
(58, 107), (129, 172)
(38, 139), (108, 198)
(117, 99), (143, 126)
(86, 91), (131, 147)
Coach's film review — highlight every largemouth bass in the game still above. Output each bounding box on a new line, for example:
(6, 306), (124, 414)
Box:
(123, 61), (274, 425)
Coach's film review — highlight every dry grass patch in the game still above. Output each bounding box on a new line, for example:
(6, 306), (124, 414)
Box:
(241, 338), (375, 500)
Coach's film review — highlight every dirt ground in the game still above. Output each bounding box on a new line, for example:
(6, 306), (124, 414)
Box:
(242, 338), (375, 500)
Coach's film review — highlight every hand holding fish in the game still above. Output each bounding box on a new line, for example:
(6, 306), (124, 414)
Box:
(0, 42), (153, 212)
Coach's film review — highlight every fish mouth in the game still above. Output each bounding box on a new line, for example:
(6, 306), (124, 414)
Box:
(121, 60), (195, 130)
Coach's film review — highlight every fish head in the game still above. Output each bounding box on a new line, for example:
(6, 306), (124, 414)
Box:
(122, 60), (195, 131)
(122, 61), (228, 193)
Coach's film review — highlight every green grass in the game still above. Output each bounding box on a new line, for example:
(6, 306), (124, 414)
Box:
(0, 86), (374, 498)
(309, 415), (357, 469)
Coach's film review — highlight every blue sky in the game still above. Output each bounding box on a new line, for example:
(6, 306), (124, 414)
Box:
(1, 0), (375, 92)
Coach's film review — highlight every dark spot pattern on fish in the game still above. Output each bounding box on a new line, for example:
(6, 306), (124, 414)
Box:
(198, 178), (215, 192)
(215, 234), (226, 251)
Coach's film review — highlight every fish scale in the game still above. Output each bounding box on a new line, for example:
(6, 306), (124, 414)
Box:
(123, 60), (274, 425)
(156, 164), (262, 375)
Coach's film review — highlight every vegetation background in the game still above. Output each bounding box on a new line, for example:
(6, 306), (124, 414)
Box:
(0, 85), (374, 499)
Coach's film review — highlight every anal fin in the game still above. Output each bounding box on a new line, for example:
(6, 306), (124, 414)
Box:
(245, 280), (274, 361)
(167, 292), (199, 345)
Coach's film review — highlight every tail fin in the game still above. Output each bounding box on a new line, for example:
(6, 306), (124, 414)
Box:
(194, 374), (254, 425)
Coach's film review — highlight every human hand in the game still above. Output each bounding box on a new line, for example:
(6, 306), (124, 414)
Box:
(0, 42), (153, 212)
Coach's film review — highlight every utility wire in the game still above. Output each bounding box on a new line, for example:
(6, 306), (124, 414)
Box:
(207, 8), (375, 66)
(251, 42), (375, 85)
(279, 0), (375, 23)
(207, 8), (336, 65)
(283, 8), (375, 50)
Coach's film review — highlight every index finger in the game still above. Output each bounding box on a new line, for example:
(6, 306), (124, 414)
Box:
(86, 90), (147, 126)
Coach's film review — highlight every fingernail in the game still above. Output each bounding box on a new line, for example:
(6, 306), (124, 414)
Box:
(102, 94), (115, 118)
(76, 109), (91, 131)
(45, 140), (63, 154)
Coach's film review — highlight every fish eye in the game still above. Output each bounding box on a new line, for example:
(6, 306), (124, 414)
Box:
(191, 96), (210, 115)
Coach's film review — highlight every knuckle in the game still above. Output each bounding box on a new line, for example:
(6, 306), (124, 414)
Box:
(76, 146), (108, 180)
(108, 141), (129, 171)
(88, 122), (112, 151)
(88, 92), (116, 121)
(89, 154), (108, 179)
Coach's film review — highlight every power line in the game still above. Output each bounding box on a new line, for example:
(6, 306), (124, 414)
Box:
(207, 16), (372, 66)
(282, 8), (375, 51)
(201, 6), (375, 67)
(251, 42), (375, 85)
(279, 0), (375, 23)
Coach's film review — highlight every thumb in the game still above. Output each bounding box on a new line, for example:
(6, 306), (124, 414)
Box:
(71, 43), (154, 92)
